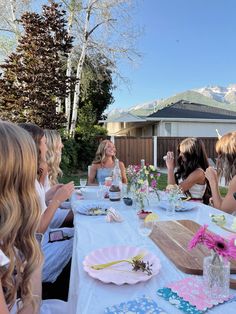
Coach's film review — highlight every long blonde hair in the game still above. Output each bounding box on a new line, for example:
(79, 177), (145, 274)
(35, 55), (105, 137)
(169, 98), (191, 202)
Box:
(215, 131), (236, 184)
(93, 140), (115, 165)
(0, 121), (43, 312)
(44, 129), (63, 186)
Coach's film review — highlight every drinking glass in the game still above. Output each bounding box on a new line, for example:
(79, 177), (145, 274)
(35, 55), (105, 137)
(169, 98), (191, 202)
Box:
(138, 220), (154, 237)
(97, 183), (105, 200)
(80, 178), (87, 187)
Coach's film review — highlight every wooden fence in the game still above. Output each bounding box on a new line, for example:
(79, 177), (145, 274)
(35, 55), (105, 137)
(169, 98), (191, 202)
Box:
(113, 136), (218, 167)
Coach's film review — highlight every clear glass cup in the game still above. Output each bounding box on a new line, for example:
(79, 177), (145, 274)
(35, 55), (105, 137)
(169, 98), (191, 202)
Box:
(166, 199), (176, 216)
(97, 183), (105, 200)
(80, 178), (87, 187)
(138, 220), (154, 237)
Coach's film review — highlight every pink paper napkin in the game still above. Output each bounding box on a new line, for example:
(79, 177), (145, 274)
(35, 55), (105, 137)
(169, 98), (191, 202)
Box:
(167, 276), (231, 311)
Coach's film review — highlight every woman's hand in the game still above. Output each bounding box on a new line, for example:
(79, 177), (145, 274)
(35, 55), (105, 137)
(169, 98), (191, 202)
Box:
(165, 151), (175, 170)
(52, 181), (75, 204)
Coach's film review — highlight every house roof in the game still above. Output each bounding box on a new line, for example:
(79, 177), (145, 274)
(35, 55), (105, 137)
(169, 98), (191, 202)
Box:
(147, 100), (236, 120)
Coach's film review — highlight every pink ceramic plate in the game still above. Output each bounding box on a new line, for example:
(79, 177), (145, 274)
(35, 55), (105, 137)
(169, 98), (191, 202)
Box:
(83, 245), (161, 285)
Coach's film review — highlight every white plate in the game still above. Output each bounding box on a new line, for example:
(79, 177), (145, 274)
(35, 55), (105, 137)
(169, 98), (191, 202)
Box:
(158, 200), (198, 212)
(83, 245), (161, 285)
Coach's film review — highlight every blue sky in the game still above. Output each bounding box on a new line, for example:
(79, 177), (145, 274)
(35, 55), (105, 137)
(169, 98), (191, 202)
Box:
(111, 0), (236, 110)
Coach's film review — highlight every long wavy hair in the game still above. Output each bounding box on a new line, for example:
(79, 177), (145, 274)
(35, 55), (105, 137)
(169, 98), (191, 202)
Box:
(0, 121), (43, 312)
(92, 140), (116, 165)
(175, 137), (211, 204)
(215, 131), (236, 184)
(44, 129), (63, 186)
(18, 123), (44, 178)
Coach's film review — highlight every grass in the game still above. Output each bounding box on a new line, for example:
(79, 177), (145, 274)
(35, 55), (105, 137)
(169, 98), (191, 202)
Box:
(61, 171), (228, 197)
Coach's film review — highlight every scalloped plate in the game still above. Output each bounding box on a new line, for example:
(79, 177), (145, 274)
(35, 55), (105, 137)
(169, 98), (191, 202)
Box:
(158, 200), (198, 212)
(83, 245), (161, 285)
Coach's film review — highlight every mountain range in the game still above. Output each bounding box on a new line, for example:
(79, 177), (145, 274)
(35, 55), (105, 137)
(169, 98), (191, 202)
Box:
(107, 85), (236, 118)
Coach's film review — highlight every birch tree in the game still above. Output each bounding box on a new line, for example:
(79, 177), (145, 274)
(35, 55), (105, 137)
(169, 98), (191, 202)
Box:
(0, 0), (32, 59)
(61, 0), (140, 136)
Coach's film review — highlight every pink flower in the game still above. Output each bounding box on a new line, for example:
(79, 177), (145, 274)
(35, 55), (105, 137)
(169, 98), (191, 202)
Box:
(151, 180), (157, 188)
(189, 226), (236, 260)
(188, 225), (208, 249)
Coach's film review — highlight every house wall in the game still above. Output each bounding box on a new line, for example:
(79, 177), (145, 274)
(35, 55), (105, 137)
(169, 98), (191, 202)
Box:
(158, 121), (236, 137)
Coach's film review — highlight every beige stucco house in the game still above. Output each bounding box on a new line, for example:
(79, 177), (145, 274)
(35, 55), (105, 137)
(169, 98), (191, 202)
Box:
(100, 100), (236, 137)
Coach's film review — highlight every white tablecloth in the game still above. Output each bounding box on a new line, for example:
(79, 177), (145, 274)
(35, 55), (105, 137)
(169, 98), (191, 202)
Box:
(68, 193), (236, 314)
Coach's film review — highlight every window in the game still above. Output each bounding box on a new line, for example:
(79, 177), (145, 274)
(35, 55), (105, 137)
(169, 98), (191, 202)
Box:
(165, 123), (171, 136)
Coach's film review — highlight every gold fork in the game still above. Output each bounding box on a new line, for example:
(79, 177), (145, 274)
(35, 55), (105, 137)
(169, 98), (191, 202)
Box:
(90, 252), (146, 270)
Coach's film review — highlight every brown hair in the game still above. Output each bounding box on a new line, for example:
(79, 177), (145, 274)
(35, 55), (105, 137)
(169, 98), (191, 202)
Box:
(175, 137), (211, 204)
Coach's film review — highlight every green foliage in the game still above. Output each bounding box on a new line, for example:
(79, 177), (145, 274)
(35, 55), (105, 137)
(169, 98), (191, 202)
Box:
(0, 2), (73, 128)
(60, 137), (79, 175)
(60, 102), (107, 173)
(73, 102), (108, 170)
(78, 54), (114, 122)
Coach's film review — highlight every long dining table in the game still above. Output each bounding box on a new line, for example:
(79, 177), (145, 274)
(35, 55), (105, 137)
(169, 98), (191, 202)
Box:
(68, 190), (236, 314)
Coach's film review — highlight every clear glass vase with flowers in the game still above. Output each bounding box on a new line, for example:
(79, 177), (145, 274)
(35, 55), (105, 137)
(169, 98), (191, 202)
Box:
(188, 225), (236, 299)
(126, 163), (161, 205)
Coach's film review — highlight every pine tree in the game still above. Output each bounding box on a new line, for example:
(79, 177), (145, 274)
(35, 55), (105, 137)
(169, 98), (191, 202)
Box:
(0, 1), (73, 128)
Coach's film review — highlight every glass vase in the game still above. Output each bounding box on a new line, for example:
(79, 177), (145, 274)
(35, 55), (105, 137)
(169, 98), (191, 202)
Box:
(203, 253), (230, 299)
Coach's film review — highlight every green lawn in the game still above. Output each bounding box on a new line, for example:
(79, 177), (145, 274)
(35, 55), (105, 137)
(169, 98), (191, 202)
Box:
(61, 171), (228, 197)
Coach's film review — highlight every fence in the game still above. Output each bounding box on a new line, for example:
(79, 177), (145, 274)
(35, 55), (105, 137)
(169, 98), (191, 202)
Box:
(113, 136), (218, 167)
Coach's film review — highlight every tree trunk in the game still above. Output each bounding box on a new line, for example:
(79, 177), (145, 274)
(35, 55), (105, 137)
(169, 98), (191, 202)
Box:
(65, 0), (77, 133)
(69, 0), (91, 136)
(9, 0), (20, 40)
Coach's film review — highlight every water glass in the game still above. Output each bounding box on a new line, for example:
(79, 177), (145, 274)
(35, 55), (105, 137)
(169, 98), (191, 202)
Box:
(80, 178), (87, 187)
(138, 220), (154, 237)
(166, 199), (175, 216)
(97, 183), (105, 200)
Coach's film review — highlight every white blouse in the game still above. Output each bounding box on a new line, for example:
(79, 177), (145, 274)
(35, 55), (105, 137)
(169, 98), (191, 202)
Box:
(35, 180), (47, 214)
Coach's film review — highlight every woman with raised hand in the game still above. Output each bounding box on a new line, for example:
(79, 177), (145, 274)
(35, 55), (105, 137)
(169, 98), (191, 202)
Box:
(165, 137), (211, 204)
(44, 129), (73, 227)
(88, 139), (127, 185)
(18, 123), (74, 232)
(205, 131), (236, 214)
(0, 121), (43, 313)
(18, 123), (74, 301)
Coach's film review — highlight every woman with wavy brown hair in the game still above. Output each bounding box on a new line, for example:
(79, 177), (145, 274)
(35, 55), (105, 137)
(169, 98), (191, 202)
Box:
(0, 121), (43, 313)
(205, 131), (236, 213)
(165, 137), (211, 204)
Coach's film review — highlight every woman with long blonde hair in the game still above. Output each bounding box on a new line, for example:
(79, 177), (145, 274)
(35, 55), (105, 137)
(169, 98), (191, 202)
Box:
(0, 121), (43, 313)
(205, 131), (236, 213)
(44, 130), (63, 188)
(88, 139), (127, 185)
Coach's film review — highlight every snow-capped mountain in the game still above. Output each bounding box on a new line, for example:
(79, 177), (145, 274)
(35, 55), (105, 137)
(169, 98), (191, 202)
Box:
(106, 84), (236, 118)
(194, 84), (236, 104)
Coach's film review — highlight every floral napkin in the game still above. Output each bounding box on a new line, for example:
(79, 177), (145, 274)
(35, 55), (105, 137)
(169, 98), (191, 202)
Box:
(105, 207), (123, 223)
(157, 276), (231, 314)
(104, 295), (167, 314)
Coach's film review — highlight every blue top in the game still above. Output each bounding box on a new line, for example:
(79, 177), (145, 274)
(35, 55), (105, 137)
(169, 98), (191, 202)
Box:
(96, 167), (113, 184)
